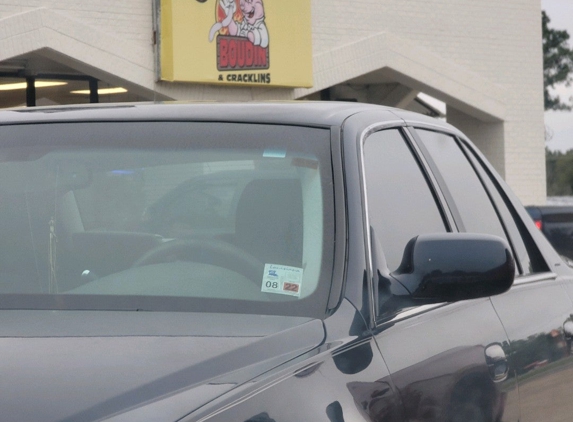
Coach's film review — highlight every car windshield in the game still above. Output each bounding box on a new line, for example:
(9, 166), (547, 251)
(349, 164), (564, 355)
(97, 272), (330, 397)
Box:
(0, 121), (334, 317)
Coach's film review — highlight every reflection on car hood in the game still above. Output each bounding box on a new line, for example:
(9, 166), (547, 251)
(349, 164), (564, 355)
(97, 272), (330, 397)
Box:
(0, 310), (325, 422)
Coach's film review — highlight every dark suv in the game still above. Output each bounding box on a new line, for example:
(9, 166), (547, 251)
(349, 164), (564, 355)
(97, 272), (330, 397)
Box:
(526, 205), (573, 261)
(0, 102), (571, 422)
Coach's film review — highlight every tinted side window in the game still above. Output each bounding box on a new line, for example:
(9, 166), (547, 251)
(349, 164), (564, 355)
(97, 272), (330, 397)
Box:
(415, 129), (507, 241)
(461, 142), (549, 275)
(364, 129), (447, 271)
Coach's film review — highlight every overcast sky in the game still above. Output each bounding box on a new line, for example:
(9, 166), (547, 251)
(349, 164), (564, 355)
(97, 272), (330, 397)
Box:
(542, 0), (573, 152)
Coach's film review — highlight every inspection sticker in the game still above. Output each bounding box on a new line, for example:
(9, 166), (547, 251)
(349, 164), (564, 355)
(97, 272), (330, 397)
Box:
(261, 264), (303, 297)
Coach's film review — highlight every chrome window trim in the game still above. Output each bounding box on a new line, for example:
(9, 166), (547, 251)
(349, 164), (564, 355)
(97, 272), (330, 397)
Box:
(404, 120), (468, 140)
(357, 120), (406, 328)
(376, 273), (558, 325)
(376, 303), (448, 329)
(402, 127), (457, 230)
(512, 272), (557, 286)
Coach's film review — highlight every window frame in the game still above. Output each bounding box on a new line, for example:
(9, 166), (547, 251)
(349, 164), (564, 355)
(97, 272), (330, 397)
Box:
(0, 120), (338, 319)
(360, 121), (554, 326)
(407, 125), (551, 279)
(358, 124), (457, 325)
(455, 136), (551, 278)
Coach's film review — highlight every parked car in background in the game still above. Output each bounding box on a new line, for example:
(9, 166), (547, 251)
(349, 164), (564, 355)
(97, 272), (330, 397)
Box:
(0, 102), (572, 422)
(526, 205), (573, 262)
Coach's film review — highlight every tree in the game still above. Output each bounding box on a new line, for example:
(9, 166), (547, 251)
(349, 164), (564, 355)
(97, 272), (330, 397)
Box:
(546, 148), (573, 195)
(543, 10), (573, 110)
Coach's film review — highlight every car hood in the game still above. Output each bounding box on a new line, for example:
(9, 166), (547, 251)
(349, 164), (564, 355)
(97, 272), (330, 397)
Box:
(0, 310), (325, 422)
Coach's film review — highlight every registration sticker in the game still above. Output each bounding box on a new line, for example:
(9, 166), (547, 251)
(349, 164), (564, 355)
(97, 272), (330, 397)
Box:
(261, 264), (303, 297)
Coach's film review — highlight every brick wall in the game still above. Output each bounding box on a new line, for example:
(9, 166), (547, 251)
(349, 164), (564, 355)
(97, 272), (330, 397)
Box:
(0, 1), (152, 43)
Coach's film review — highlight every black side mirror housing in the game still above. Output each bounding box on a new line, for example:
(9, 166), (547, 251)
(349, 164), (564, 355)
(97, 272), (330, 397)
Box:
(391, 233), (515, 303)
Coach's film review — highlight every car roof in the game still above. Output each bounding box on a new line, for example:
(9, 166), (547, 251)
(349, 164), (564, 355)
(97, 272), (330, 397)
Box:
(0, 101), (455, 130)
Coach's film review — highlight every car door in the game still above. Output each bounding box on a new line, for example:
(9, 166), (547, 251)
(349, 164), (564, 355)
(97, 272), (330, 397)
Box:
(433, 130), (573, 422)
(360, 127), (517, 422)
(411, 126), (573, 422)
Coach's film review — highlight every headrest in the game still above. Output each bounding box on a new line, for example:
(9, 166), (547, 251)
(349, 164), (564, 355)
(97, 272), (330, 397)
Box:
(235, 178), (303, 267)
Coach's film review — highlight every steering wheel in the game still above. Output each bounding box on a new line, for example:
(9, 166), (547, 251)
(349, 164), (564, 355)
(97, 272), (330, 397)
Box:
(132, 238), (264, 283)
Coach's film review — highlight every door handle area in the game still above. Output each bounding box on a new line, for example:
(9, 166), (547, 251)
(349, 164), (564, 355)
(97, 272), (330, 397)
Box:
(485, 343), (509, 382)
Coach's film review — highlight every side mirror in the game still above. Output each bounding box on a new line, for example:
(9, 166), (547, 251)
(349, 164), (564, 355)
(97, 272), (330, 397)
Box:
(392, 233), (515, 303)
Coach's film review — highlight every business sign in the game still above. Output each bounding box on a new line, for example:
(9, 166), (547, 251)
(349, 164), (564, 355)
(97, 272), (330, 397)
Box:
(155, 0), (313, 88)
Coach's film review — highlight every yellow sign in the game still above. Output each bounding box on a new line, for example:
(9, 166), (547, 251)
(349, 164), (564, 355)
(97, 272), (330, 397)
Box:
(157, 0), (313, 88)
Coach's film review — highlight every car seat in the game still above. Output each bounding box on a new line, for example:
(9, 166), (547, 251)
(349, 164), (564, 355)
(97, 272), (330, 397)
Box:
(234, 178), (303, 268)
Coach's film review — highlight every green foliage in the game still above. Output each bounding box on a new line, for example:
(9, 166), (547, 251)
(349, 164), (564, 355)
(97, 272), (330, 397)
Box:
(543, 11), (573, 110)
(546, 148), (573, 195)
